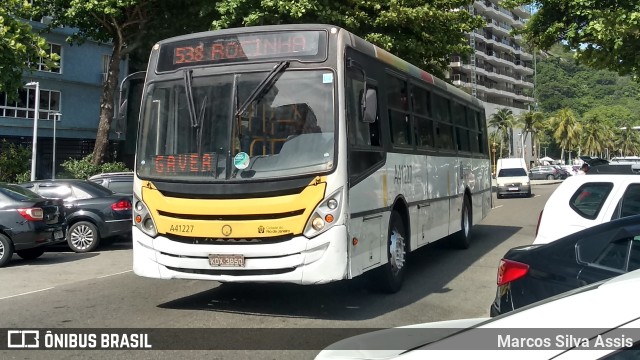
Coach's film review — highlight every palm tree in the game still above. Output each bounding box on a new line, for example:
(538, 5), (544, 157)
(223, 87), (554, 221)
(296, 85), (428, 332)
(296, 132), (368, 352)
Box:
(615, 121), (640, 156)
(488, 108), (516, 157)
(550, 108), (581, 163)
(580, 114), (613, 156)
(518, 110), (545, 159)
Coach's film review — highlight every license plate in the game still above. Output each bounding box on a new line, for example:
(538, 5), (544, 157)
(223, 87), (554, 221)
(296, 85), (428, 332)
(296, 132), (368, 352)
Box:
(54, 230), (64, 239)
(508, 187), (518, 191)
(208, 254), (245, 267)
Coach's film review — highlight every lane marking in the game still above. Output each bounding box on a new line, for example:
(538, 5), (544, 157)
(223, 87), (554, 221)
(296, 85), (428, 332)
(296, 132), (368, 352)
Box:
(97, 270), (133, 279)
(534, 195), (541, 198)
(0, 287), (54, 300)
(492, 205), (503, 209)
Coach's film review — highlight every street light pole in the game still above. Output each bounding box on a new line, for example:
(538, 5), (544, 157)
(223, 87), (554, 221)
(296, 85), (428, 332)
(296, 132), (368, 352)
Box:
(52, 112), (61, 179)
(26, 82), (40, 181)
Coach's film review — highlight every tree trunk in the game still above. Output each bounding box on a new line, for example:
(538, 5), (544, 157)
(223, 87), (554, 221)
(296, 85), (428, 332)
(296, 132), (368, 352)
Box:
(92, 39), (123, 166)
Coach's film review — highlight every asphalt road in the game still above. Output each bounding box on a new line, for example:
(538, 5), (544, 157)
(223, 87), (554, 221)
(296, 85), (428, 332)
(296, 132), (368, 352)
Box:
(0, 183), (560, 359)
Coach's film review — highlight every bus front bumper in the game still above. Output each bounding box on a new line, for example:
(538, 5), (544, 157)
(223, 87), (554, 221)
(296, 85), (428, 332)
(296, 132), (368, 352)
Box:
(132, 225), (348, 284)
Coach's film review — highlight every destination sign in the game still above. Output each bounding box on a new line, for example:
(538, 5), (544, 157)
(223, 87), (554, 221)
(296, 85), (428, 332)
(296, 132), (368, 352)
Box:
(153, 153), (217, 175)
(157, 30), (327, 71)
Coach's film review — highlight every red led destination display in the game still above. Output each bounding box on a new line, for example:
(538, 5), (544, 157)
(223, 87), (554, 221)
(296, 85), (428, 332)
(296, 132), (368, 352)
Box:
(157, 30), (327, 71)
(153, 153), (216, 175)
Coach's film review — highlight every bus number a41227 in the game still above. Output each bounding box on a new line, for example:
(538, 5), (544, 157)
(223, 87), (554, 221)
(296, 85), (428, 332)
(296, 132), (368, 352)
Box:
(170, 224), (194, 233)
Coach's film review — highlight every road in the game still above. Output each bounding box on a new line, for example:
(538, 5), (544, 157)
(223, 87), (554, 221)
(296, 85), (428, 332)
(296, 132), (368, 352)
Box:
(0, 183), (559, 359)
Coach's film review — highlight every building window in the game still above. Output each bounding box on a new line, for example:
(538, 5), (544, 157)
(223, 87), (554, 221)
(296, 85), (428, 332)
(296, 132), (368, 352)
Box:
(0, 88), (61, 120)
(38, 43), (62, 73)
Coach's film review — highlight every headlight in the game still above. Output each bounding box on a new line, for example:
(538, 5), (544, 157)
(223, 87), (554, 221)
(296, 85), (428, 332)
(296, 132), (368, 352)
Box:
(133, 195), (157, 237)
(304, 187), (343, 238)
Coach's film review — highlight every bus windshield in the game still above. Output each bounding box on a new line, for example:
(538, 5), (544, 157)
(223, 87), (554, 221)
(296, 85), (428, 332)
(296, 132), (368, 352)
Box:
(137, 69), (335, 181)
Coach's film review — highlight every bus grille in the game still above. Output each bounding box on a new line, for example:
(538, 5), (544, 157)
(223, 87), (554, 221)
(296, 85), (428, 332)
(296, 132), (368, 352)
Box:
(166, 234), (293, 245)
(166, 266), (296, 276)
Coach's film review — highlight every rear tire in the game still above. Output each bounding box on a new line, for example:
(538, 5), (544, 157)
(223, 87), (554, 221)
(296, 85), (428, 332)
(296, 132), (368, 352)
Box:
(67, 221), (100, 253)
(16, 247), (45, 260)
(378, 211), (407, 294)
(451, 195), (472, 249)
(0, 234), (14, 267)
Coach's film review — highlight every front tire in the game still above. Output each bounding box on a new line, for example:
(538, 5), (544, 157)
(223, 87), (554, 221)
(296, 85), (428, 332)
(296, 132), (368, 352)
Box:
(0, 234), (14, 267)
(451, 195), (472, 249)
(546, 174), (554, 180)
(16, 247), (45, 260)
(379, 211), (407, 293)
(67, 221), (100, 253)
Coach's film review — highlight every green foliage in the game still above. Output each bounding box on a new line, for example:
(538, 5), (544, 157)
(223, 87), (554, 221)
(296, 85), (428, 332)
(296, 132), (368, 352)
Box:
(504, 0), (640, 78)
(211, 0), (484, 77)
(537, 48), (640, 118)
(0, 140), (31, 183)
(0, 0), (57, 98)
(60, 154), (130, 179)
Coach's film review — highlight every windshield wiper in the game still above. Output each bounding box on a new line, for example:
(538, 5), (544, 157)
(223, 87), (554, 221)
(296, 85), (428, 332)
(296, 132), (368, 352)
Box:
(183, 70), (208, 154)
(235, 61), (290, 117)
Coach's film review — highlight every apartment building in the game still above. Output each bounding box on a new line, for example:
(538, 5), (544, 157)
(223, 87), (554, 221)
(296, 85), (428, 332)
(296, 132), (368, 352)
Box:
(0, 19), (127, 179)
(450, 0), (535, 115)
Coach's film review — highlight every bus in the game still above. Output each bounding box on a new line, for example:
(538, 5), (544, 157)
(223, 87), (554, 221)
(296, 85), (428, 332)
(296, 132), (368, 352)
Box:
(126, 24), (492, 292)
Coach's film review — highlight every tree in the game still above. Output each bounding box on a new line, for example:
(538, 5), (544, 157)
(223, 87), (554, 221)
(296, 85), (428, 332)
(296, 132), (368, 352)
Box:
(212, 0), (484, 77)
(615, 121), (640, 157)
(580, 113), (613, 157)
(504, 0), (640, 78)
(488, 108), (516, 158)
(34, 0), (216, 166)
(517, 110), (545, 159)
(0, 0), (56, 96)
(549, 108), (581, 163)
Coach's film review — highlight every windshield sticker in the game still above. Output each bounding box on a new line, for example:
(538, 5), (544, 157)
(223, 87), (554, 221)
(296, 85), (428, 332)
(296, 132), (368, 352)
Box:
(322, 73), (333, 84)
(234, 152), (250, 170)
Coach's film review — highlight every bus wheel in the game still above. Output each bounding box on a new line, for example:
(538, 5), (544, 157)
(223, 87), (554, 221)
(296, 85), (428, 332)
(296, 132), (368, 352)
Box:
(451, 195), (472, 249)
(379, 211), (407, 293)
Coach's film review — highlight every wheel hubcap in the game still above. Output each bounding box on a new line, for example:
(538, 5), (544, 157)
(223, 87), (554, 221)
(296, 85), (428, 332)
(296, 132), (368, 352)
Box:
(0, 241), (4, 258)
(71, 225), (94, 250)
(389, 229), (406, 275)
(463, 205), (470, 236)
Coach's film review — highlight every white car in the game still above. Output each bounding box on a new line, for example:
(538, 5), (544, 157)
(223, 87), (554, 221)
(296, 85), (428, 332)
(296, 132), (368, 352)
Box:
(315, 270), (640, 360)
(533, 165), (640, 244)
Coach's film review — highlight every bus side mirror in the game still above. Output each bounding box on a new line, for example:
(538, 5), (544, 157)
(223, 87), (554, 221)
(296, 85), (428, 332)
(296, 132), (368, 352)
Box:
(117, 99), (128, 121)
(362, 88), (377, 123)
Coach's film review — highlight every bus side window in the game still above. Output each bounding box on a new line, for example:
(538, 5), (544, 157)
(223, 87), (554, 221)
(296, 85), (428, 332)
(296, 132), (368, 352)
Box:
(347, 70), (380, 147)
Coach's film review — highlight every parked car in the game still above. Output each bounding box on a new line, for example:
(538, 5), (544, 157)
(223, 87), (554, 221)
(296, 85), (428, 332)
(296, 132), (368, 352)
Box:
(20, 179), (132, 253)
(0, 183), (67, 267)
(491, 214), (640, 316)
(551, 164), (571, 178)
(89, 172), (133, 196)
(317, 269), (640, 359)
(560, 165), (577, 176)
(528, 165), (563, 180)
(534, 164), (640, 244)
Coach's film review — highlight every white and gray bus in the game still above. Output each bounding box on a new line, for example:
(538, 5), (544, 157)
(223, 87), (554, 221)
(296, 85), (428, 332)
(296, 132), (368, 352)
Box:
(128, 24), (492, 292)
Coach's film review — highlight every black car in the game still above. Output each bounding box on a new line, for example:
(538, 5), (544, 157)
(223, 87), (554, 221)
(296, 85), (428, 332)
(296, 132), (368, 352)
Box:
(88, 172), (133, 196)
(0, 183), (67, 267)
(20, 179), (132, 253)
(490, 215), (640, 317)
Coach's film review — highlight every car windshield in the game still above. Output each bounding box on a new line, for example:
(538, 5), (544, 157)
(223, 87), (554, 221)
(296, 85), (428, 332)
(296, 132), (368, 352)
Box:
(136, 69), (335, 182)
(498, 168), (527, 177)
(0, 184), (42, 201)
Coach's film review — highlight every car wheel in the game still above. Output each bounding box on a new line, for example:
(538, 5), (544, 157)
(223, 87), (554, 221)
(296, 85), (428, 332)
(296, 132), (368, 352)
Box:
(451, 195), (472, 249)
(378, 211), (407, 293)
(16, 247), (45, 260)
(497, 193), (503, 199)
(546, 174), (554, 180)
(0, 234), (14, 267)
(67, 221), (100, 253)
